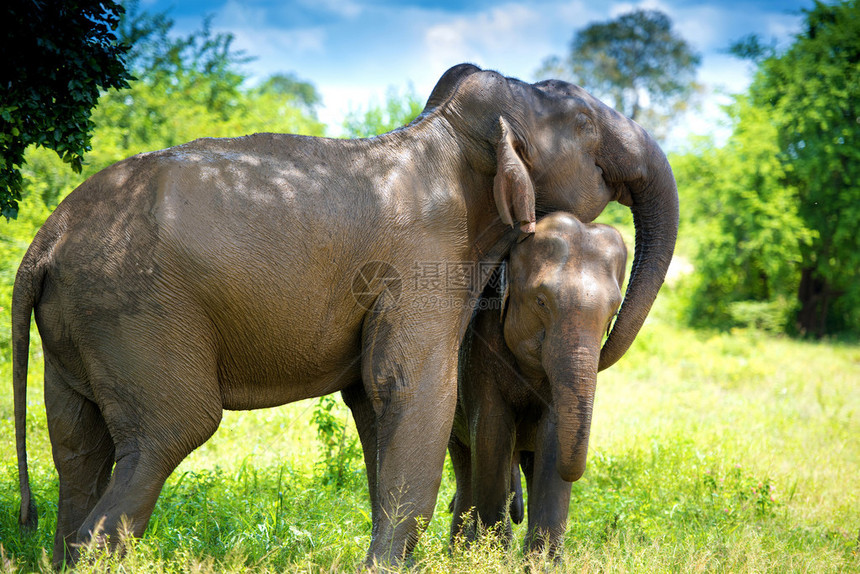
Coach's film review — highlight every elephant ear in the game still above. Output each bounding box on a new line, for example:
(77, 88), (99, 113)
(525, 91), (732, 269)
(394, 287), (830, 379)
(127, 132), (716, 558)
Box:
(494, 117), (536, 234)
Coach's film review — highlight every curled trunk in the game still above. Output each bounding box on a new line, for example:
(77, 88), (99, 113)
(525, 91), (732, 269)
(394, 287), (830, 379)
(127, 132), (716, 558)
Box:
(599, 126), (679, 371)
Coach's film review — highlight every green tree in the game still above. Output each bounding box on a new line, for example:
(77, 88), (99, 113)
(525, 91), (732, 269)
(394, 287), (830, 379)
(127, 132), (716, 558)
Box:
(88, 5), (325, 169)
(748, 0), (860, 336)
(0, 0), (132, 219)
(538, 9), (700, 140)
(256, 73), (322, 116)
(91, 2), (246, 155)
(342, 85), (423, 138)
(674, 99), (813, 332)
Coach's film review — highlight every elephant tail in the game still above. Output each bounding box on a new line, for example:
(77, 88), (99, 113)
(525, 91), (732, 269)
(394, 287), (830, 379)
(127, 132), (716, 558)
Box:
(510, 454), (524, 525)
(12, 232), (53, 532)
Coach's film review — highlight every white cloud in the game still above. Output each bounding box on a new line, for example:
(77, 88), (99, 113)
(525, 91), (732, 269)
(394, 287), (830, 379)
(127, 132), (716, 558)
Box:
(700, 54), (754, 94)
(205, 1), (328, 83)
(553, 0), (606, 23)
(422, 4), (549, 74)
(219, 25), (327, 83)
(153, 0), (808, 148)
(215, 1), (328, 56)
(672, 6), (729, 51)
(316, 84), (386, 135)
(763, 11), (804, 43)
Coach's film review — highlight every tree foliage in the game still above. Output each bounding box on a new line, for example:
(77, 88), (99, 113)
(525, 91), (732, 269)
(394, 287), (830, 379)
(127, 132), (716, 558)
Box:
(87, 3), (324, 170)
(748, 0), (860, 336)
(0, 4), (325, 320)
(728, 34), (778, 63)
(25, 3), (326, 204)
(673, 100), (812, 332)
(676, 0), (859, 337)
(342, 86), (423, 138)
(256, 73), (323, 116)
(0, 0), (132, 219)
(538, 9), (700, 140)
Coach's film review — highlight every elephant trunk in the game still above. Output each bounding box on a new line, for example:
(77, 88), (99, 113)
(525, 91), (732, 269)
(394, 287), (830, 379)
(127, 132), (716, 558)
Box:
(546, 342), (599, 483)
(599, 125), (679, 371)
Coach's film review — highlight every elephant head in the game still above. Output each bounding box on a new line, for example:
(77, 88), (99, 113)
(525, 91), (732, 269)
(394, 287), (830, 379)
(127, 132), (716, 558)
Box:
(424, 64), (678, 371)
(502, 213), (627, 481)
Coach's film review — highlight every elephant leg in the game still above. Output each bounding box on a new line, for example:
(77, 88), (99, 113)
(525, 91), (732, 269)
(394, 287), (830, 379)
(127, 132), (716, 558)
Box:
(360, 307), (459, 566)
(45, 359), (115, 568)
(341, 383), (379, 533)
(447, 434), (473, 544)
(70, 320), (223, 564)
(73, 404), (221, 563)
(524, 414), (572, 558)
(471, 403), (516, 545)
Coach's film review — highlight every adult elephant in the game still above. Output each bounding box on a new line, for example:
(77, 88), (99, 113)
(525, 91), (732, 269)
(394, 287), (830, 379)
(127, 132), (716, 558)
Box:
(13, 63), (678, 567)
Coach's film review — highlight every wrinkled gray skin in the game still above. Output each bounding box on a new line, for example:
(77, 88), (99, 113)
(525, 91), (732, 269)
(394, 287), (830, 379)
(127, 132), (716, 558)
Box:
(13, 64), (677, 568)
(448, 212), (628, 557)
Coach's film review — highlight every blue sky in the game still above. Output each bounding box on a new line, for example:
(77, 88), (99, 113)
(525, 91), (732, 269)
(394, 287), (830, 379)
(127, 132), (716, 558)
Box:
(140, 0), (813, 144)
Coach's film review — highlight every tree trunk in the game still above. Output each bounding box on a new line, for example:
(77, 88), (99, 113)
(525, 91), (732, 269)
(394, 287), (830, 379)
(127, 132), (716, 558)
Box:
(796, 267), (838, 337)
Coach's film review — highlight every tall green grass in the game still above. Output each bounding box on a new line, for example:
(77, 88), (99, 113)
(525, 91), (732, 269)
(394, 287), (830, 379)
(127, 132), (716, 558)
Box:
(1, 306), (858, 572)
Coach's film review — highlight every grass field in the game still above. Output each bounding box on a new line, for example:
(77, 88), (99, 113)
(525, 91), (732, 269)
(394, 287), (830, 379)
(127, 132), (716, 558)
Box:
(1, 298), (859, 572)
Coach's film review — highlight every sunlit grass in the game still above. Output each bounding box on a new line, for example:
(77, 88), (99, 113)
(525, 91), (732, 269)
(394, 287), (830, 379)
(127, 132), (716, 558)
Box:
(1, 309), (858, 572)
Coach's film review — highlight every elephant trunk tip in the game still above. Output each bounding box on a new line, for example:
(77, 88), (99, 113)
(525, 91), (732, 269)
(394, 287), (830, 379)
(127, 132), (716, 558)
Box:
(557, 457), (586, 483)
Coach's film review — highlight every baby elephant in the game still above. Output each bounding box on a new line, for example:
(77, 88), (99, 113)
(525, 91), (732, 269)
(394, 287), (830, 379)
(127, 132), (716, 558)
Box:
(449, 211), (628, 555)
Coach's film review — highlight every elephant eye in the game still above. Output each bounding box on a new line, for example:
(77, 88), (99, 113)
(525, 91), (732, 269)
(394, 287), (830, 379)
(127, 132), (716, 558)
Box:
(535, 295), (548, 309)
(576, 113), (594, 134)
